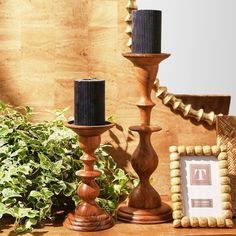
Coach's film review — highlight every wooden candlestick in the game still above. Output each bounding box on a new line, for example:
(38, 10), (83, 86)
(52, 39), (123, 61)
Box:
(63, 121), (115, 231)
(117, 53), (172, 224)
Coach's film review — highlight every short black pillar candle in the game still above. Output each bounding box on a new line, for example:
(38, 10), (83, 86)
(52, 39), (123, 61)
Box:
(74, 79), (105, 126)
(132, 10), (162, 54)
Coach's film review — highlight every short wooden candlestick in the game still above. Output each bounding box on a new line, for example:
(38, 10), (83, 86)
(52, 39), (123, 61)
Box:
(117, 53), (173, 224)
(63, 121), (115, 231)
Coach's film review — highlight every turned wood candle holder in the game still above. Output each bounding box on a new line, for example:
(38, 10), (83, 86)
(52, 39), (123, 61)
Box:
(63, 121), (114, 231)
(117, 53), (172, 224)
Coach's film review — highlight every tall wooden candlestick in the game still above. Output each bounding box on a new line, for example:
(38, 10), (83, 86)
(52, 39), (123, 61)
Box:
(117, 53), (172, 224)
(63, 121), (114, 231)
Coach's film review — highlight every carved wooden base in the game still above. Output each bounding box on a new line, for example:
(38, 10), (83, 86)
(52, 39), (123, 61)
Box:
(63, 211), (113, 231)
(117, 203), (172, 224)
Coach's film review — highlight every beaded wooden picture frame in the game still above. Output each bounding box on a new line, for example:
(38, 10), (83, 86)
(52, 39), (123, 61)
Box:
(169, 145), (233, 228)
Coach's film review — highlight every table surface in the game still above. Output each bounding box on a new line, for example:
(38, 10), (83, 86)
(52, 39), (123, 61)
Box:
(1, 197), (236, 236)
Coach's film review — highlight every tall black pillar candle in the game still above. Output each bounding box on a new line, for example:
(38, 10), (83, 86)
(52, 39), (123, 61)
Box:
(74, 79), (105, 126)
(132, 10), (162, 54)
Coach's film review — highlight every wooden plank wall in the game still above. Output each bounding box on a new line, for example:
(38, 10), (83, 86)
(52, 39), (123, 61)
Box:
(0, 0), (230, 195)
(0, 0), (89, 120)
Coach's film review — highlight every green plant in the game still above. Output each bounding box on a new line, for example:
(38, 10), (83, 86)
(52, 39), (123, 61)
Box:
(0, 102), (132, 234)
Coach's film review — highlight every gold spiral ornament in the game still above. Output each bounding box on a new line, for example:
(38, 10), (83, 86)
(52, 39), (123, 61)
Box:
(153, 79), (222, 125)
(125, 0), (138, 48)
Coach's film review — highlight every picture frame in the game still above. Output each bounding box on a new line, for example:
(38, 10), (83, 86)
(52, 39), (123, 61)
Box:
(169, 145), (233, 228)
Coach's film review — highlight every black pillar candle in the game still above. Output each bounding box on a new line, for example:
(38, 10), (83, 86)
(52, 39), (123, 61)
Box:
(132, 10), (162, 54)
(74, 79), (105, 126)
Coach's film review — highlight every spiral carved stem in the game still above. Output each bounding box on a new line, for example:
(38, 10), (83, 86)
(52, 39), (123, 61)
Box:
(153, 79), (222, 125)
(117, 53), (172, 224)
(63, 122), (114, 231)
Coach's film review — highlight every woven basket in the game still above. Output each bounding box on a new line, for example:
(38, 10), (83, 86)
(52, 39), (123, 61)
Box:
(216, 115), (236, 216)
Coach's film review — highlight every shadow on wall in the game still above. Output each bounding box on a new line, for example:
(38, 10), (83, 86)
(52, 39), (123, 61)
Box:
(0, 69), (17, 107)
(0, 1), (22, 107)
(105, 123), (135, 170)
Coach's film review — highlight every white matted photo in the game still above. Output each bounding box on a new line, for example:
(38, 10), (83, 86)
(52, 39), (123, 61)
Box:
(181, 156), (222, 217)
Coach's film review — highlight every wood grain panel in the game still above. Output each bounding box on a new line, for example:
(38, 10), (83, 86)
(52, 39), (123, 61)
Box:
(89, 0), (118, 27)
(54, 0), (88, 29)
(54, 78), (74, 111)
(0, 0), (89, 115)
(20, 0), (55, 25)
(55, 29), (88, 75)
(54, 0), (89, 110)
(21, 25), (55, 75)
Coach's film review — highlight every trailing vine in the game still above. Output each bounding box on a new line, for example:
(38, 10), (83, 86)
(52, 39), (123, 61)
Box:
(0, 102), (132, 234)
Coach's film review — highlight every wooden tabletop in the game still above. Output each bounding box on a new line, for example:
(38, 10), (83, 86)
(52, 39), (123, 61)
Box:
(1, 197), (236, 236)
(1, 219), (236, 236)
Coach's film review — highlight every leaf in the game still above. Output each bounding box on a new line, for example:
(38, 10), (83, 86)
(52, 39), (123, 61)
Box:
(107, 156), (116, 170)
(113, 184), (121, 194)
(0, 125), (12, 136)
(107, 200), (116, 209)
(51, 181), (66, 195)
(18, 165), (32, 175)
(3, 198), (17, 206)
(72, 195), (81, 205)
(42, 188), (54, 199)
(8, 166), (18, 176)
(38, 153), (51, 170)
(0, 203), (7, 218)
(37, 202), (52, 219)
(14, 217), (37, 234)
(11, 206), (33, 218)
(29, 191), (42, 200)
(107, 115), (115, 123)
(114, 169), (126, 180)
(26, 106), (33, 115)
(36, 202), (47, 209)
(133, 178), (140, 187)
(0, 139), (7, 147)
(0, 101), (6, 110)
(14, 226), (29, 234)
(27, 210), (38, 218)
(10, 149), (21, 158)
(25, 218), (37, 229)
(63, 182), (76, 197)
(52, 160), (64, 175)
(2, 188), (22, 200)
